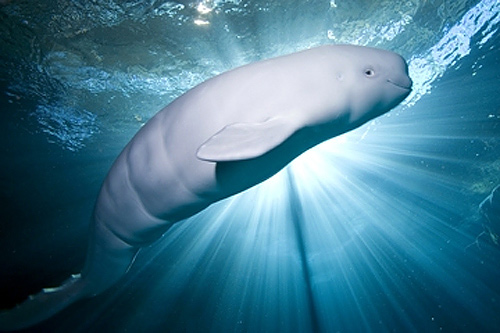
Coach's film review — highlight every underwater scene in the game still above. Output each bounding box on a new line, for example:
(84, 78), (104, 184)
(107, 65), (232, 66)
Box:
(0, 0), (499, 332)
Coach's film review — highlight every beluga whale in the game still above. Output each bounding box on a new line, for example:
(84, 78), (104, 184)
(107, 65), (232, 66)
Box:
(0, 44), (412, 330)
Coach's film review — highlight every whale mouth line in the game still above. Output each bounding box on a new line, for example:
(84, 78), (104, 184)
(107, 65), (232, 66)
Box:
(387, 78), (412, 90)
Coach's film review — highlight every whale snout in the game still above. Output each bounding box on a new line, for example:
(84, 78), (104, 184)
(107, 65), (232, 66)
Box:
(389, 56), (412, 90)
(387, 76), (412, 90)
(386, 53), (412, 91)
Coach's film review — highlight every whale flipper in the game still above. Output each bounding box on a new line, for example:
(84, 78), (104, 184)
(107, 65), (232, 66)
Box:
(197, 117), (299, 162)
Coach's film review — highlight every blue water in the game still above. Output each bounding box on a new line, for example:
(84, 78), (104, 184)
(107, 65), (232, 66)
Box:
(1, 0), (499, 332)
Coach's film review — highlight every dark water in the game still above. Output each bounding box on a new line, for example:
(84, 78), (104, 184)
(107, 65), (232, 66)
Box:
(1, 0), (499, 332)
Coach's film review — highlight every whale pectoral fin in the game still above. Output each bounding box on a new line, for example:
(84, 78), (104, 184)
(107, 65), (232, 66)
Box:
(196, 117), (299, 162)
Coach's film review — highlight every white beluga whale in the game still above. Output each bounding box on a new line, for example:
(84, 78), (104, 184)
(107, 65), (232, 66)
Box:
(0, 44), (412, 330)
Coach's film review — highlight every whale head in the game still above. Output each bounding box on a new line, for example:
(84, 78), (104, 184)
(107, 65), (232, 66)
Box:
(329, 45), (412, 126)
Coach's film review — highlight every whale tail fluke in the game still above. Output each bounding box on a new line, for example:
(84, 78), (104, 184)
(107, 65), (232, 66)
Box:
(0, 221), (139, 331)
(0, 274), (87, 331)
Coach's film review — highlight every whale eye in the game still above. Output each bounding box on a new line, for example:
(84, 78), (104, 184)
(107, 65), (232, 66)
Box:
(364, 68), (375, 77)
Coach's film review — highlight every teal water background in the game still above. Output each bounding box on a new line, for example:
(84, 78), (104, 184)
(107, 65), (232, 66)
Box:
(1, 0), (499, 331)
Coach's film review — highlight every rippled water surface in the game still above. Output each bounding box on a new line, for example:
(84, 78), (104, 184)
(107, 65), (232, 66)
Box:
(1, 0), (499, 332)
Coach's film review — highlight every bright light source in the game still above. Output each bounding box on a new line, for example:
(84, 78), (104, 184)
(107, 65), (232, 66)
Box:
(197, 2), (213, 15)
